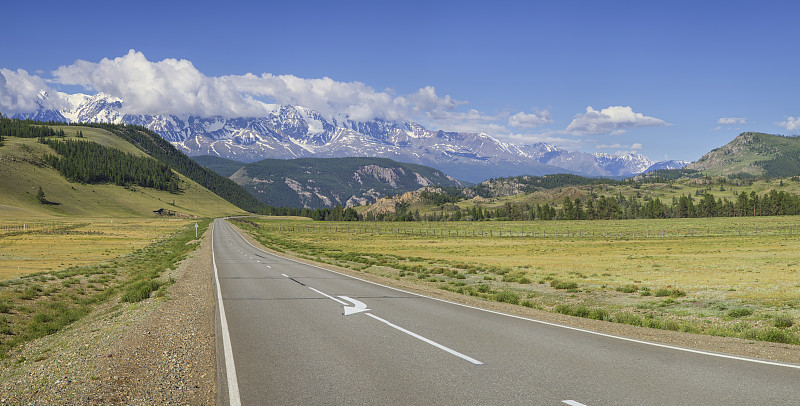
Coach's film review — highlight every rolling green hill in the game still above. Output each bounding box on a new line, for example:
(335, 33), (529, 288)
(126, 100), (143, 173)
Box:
(0, 124), (248, 218)
(89, 124), (266, 213)
(687, 132), (800, 177)
(194, 156), (463, 208)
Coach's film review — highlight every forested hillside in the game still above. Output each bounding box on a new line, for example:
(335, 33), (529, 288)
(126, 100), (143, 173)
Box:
(86, 124), (265, 213)
(688, 132), (800, 177)
(41, 138), (180, 193)
(0, 115), (64, 139)
(360, 175), (800, 222)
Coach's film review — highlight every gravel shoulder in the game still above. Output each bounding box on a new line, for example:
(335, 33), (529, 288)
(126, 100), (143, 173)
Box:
(0, 225), (216, 405)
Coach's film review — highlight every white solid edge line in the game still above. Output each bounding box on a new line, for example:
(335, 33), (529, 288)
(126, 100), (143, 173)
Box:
(225, 220), (800, 371)
(366, 313), (483, 365)
(562, 400), (588, 406)
(213, 222), (242, 406)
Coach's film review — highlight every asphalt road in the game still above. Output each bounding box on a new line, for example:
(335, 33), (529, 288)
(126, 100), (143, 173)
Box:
(212, 219), (800, 405)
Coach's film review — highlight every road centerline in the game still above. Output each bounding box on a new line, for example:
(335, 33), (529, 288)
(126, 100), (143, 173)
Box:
(365, 313), (484, 366)
(304, 282), (484, 366)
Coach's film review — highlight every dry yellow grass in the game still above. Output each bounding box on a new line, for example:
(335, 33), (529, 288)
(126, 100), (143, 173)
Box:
(0, 218), (195, 281)
(274, 229), (800, 303)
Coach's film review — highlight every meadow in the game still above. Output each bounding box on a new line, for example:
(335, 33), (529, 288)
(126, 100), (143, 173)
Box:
(0, 218), (196, 281)
(235, 215), (800, 345)
(0, 217), (208, 358)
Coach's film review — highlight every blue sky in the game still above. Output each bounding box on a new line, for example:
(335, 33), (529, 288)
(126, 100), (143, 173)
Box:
(1, 0), (798, 162)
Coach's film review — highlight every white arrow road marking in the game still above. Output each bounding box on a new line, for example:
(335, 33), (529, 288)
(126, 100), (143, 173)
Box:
(339, 296), (370, 316)
(562, 401), (588, 406)
(306, 284), (483, 365)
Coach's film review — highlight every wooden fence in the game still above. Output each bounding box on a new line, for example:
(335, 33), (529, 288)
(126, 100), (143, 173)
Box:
(265, 224), (795, 239)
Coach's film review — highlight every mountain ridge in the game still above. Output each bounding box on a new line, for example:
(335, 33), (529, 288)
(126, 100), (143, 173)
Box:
(687, 132), (800, 177)
(11, 92), (685, 182)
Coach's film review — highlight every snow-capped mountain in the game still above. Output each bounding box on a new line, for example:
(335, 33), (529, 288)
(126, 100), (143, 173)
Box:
(642, 160), (691, 173)
(12, 92), (677, 182)
(592, 152), (656, 177)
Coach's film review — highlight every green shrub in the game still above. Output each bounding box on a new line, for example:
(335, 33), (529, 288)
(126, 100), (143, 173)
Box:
(25, 303), (85, 340)
(751, 328), (798, 344)
(663, 319), (681, 331)
(614, 311), (643, 326)
(589, 308), (610, 321)
(774, 314), (794, 328)
(0, 301), (10, 314)
(654, 288), (686, 298)
(550, 279), (578, 290)
(0, 316), (12, 335)
(494, 291), (519, 305)
(121, 280), (163, 303)
(18, 285), (43, 300)
(616, 285), (638, 293)
(727, 308), (753, 318)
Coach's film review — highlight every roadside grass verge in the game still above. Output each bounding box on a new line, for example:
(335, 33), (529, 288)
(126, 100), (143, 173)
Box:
(231, 217), (800, 346)
(0, 219), (209, 358)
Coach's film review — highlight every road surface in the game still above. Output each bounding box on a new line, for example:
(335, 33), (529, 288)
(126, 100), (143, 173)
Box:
(212, 219), (800, 405)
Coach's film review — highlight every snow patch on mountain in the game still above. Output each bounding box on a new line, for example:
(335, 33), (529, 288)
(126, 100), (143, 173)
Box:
(11, 92), (667, 181)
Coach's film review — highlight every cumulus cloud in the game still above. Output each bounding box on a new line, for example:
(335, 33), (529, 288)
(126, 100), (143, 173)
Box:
(508, 109), (552, 128)
(777, 116), (800, 132)
(566, 105), (668, 135)
(718, 117), (747, 125)
(51, 49), (465, 121)
(54, 50), (270, 117)
(0, 68), (52, 115)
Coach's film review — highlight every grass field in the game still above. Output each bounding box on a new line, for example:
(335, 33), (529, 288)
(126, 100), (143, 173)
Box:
(235, 215), (800, 345)
(0, 218), (209, 358)
(0, 218), (197, 281)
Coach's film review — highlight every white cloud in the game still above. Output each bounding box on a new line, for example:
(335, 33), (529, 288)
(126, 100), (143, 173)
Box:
(777, 116), (800, 132)
(51, 49), (465, 122)
(566, 105), (668, 135)
(0, 68), (52, 114)
(595, 142), (643, 151)
(508, 109), (552, 128)
(54, 50), (268, 117)
(718, 117), (747, 125)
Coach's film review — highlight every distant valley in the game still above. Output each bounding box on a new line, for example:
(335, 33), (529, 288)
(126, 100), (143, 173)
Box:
(192, 156), (462, 208)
